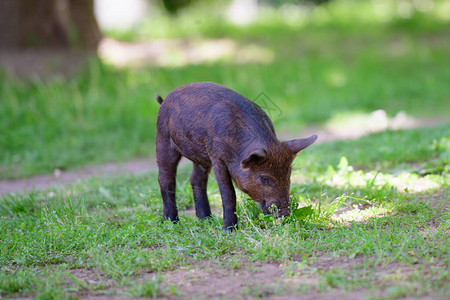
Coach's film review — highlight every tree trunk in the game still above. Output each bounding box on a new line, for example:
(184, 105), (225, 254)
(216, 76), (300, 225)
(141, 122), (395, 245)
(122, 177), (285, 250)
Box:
(68, 0), (102, 49)
(0, 0), (101, 51)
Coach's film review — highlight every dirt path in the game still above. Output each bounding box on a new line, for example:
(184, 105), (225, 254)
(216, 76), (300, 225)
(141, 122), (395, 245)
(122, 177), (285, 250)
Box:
(69, 255), (447, 299)
(1, 116), (448, 195)
(0, 157), (156, 195)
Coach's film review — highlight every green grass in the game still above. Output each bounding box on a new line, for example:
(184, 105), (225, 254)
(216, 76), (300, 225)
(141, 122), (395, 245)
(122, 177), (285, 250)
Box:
(295, 125), (450, 173)
(1, 2), (449, 297)
(1, 0), (450, 178)
(1, 124), (449, 298)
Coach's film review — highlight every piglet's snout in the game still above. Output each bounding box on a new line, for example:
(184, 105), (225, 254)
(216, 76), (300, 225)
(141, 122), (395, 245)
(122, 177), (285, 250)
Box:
(263, 200), (291, 217)
(277, 207), (291, 217)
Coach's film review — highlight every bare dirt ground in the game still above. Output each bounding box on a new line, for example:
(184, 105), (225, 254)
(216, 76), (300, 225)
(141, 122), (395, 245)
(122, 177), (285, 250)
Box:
(0, 157), (162, 195)
(65, 255), (448, 299)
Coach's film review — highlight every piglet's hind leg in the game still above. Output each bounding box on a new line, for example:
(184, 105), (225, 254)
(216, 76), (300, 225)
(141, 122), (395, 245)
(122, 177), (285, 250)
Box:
(157, 144), (181, 223)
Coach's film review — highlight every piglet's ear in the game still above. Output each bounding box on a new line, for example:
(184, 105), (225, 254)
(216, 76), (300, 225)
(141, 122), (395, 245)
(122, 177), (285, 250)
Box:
(284, 135), (318, 155)
(241, 149), (266, 169)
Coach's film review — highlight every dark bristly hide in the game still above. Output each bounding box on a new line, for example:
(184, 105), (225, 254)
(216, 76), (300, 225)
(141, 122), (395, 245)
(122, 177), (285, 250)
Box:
(156, 82), (317, 231)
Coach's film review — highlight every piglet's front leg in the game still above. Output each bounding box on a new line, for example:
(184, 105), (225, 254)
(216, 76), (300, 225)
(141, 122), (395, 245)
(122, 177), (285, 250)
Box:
(212, 161), (238, 231)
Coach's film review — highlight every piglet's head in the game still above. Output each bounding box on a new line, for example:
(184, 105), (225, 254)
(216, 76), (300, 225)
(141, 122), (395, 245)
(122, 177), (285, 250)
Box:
(235, 135), (317, 217)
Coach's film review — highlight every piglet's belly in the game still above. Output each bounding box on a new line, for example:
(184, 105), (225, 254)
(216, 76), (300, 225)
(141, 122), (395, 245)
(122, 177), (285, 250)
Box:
(169, 138), (212, 166)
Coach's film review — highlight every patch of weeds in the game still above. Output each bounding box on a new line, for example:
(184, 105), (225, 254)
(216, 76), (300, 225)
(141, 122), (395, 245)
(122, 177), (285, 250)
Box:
(0, 193), (40, 215)
(318, 267), (373, 292)
(0, 267), (74, 299)
(409, 265), (450, 297)
(383, 285), (409, 299)
(371, 264), (450, 299)
(296, 125), (450, 174)
(241, 283), (283, 298)
(292, 204), (315, 222)
(130, 275), (169, 298)
(35, 285), (72, 300)
(0, 268), (38, 296)
(295, 193), (348, 224)
(89, 241), (181, 279)
(316, 156), (445, 195)
(237, 186), (345, 233)
(419, 136), (450, 177)
(219, 256), (243, 270)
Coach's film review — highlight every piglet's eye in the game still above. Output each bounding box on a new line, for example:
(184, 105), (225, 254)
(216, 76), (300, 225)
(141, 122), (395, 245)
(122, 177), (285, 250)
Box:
(260, 175), (273, 185)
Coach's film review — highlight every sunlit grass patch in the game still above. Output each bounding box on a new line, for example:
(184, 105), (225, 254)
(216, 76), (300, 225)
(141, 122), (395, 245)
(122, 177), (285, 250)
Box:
(317, 156), (446, 193)
(294, 125), (450, 174)
(332, 205), (391, 223)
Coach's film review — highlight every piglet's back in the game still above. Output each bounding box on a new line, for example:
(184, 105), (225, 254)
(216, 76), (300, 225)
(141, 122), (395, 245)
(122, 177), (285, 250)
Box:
(158, 82), (275, 139)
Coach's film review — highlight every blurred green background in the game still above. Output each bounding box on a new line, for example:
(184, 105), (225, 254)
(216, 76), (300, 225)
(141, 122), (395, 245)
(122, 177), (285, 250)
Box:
(1, 0), (449, 179)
